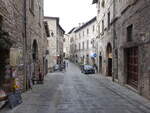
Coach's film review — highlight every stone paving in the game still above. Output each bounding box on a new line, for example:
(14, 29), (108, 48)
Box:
(1, 61), (150, 113)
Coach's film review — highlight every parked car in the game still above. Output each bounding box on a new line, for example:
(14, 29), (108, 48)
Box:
(53, 64), (60, 71)
(81, 65), (95, 74)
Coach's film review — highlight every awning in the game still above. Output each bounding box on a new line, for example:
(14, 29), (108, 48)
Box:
(90, 53), (97, 58)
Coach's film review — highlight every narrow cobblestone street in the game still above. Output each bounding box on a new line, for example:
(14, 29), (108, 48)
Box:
(1, 61), (150, 113)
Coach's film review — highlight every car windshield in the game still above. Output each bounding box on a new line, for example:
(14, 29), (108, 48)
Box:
(84, 65), (93, 69)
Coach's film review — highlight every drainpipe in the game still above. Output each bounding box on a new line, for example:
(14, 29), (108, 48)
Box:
(112, 0), (116, 82)
(23, 0), (27, 91)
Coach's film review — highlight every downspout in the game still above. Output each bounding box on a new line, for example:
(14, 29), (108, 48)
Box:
(112, 0), (116, 82)
(23, 0), (27, 91)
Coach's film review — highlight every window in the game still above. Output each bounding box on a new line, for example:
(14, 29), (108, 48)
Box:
(127, 24), (133, 41)
(101, 0), (105, 8)
(98, 1), (100, 13)
(83, 31), (84, 37)
(87, 29), (89, 35)
(79, 33), (81, 39)
(93, 25), (95, 32)
(29, 0), (34, 14)
(79, 43), (81, 50)
(87, 40), (89, 49)
(107, 12), (110, 29)
(75, 44), (77, 51)
(92, 39), (95, 48)
(51, 32), (54, 37)
(0, 16), (3, 30)
(102, 20), (104, 35)
(39, 6), (41, 26)
(82, 42), (84, 50)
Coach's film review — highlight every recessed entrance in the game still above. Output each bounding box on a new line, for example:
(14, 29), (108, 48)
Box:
(99, 55), (102, 73)
(106, 43), (112, 77)
(127, 47), (138, 88)
(32, 40), (39, 78)
(32, 40), (38, 62)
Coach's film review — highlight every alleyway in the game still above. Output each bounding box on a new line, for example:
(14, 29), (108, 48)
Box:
(1, 61), (150, 113)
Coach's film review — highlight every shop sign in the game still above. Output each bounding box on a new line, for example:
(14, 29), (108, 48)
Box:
(10, 48), (23, 66)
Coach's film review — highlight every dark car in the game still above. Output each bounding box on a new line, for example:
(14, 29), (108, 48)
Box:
(81, 65), (95, 74)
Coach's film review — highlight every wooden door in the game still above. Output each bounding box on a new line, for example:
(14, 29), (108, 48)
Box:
(127, 47), (138, 88)
(99, 56), (102, 73)
(108, 58), (112, 76)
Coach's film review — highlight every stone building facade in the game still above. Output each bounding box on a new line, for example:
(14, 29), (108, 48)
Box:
(74, 17), (97, 66)
(0, 0), (47, 91)
(63, 34), (70, 59)
(0, 0), (25, 90)
(93, 0), (150, 99)
(68, 27), (77, 62)
(68, 17), (97, 66)
(25, 0), (47, 90)
(93, 0), (116, 79)
(44, 17), (65, 71)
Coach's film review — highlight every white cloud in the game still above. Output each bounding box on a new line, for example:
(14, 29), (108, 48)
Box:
(44, 0), (96, 33)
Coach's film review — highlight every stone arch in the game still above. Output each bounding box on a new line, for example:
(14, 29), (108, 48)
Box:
(106, 43), (112, 76)
(106, 43), (112, 58)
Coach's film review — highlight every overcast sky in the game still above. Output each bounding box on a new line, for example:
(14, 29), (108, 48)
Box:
(44, 0), (96, 33)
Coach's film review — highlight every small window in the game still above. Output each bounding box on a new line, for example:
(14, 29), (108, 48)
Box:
(93, 25), (95, 32)
(39, 6), (41, 26)
(29, 0), (34, 14)
(127, 24), (133, 42)
(79, 43), (81, 50)
(107, 12), (110, 29)
(102, 20), (104, 35)
(87, 40), (89, 49)
(82, 42), (84, 50)
(79, 33), (81, 38)
(87, 29), (89, 35)
(101, 0), (105, 8)
(0, 16), (3, 30)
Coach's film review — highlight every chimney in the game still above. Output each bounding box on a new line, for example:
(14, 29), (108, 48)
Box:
(78, 23), (81, 27)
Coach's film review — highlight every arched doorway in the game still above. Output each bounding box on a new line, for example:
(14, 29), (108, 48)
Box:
(106, 43), (112, 76)
(32, 40), (39, 78)
(32, 40), (38, 62)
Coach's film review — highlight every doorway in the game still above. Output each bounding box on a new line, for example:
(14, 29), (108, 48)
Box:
(99, 55), (102, 73)
(106, 43), (112, 76)
(127, 47), (138, 88)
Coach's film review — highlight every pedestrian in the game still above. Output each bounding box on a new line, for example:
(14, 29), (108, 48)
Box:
(93, 64), (98, 73)
(66, 62), (68, 68)
(38, 69), (43, 84)
(32, 72), (36, 85)
(63, 61), (66, 71)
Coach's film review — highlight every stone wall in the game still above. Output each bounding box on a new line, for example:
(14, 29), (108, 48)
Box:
(0, 0), (46, 90)
(0, 0), (25, 89)
(116, 0), (150, 99)
(25, 0), (46, 89)
(94, 0), (150, 99)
